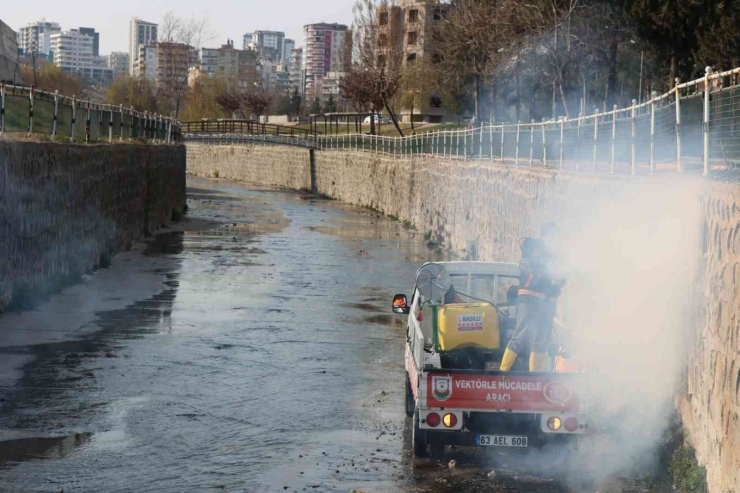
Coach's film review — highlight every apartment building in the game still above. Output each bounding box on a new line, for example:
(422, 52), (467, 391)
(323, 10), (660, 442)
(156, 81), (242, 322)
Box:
(134, 43), (157, 81)
(381, 0), (448, 122)
(18, 20), (61, 58)
(302, 23), (351, 101)
(155, 42), (195, 89)
(108, 52), (130, 78)
(242, 30), (286, 63)
(283, 39), (295, 68)
(199, 41), (259, 89)
(50, 29), (112, 84)
(289, 48), (303, 93)
(0, 19), (20, 83)
(78, 27), (99, 57)
(129, 18), (158, 76)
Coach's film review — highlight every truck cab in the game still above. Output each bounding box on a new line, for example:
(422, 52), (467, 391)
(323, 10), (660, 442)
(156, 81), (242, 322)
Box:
(393, 262), (586, 460)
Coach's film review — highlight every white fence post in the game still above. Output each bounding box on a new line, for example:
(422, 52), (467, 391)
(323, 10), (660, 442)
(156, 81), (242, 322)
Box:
(515, 122), (521, 165)
(500, 125), (505, 163)
(489, 125), (493, 161)
(675, 78), (682, 172)
(631, 99), (637, 176)
(529, 120), (534, 166)
(51, 90), (59, 139)
(559, 118), (564, 170)
(0, 83), (5, 135)
(650, 91), (656, 175)
(479, 125), (484, 158)
(542, 120), (547, 167)
(109, 107), (114, 143)
(703, 66), (712, 177)
(120, 105), (124, 141)
(70, 97), (76, 142)
(611, 105), (617, 174)
(28, 86), (34, 134)
(576, 113), (581, 171)
(593, 110), (599, 170)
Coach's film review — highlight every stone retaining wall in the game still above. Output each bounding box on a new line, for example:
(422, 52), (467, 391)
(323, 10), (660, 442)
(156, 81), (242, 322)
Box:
(185, 143), (739, 492)
(0, 140), (186, 312)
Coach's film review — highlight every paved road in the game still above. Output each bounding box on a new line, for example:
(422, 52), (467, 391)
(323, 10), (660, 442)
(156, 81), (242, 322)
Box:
(0, 178), (662, 493)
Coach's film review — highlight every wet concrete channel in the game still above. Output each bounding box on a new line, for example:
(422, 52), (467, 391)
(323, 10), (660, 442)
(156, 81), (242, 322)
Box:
(0, 178), (656, 492)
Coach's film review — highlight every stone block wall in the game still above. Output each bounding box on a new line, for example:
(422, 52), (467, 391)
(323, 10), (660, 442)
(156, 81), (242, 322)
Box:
(186, 143), (739, 492)
(679, 182), (740, 493)
(0, 140), (186, 312)
(185, 144), (311, 191)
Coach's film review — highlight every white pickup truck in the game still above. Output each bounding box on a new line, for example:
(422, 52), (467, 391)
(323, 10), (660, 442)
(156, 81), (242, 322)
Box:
(392, 261), (588, 460)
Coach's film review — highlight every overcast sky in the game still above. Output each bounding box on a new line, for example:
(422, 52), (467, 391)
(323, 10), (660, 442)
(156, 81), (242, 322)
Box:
(3, 0), (355, 54)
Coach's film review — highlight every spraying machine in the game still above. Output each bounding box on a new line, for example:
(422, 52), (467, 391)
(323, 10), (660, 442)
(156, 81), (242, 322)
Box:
(392, 262), (588, 460)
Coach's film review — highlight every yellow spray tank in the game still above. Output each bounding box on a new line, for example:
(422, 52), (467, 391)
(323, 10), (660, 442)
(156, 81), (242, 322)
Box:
(437, 303), (501, 352)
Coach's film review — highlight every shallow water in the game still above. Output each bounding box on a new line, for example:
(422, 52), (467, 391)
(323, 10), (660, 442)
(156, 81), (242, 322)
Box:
(0, 178), (660, 493)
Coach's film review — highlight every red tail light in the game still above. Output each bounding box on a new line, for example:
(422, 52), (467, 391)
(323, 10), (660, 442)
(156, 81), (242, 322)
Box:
(426, 412), (441, 427)
(564, 417), (579, 432)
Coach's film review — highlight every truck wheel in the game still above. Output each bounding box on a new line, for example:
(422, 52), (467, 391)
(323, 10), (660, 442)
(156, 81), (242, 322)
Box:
(405, 374), (415, 418)
(412, 411), (428, 458)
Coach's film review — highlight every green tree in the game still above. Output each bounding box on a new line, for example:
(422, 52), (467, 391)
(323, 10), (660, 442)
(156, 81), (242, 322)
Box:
(275, 94), (293, 115)
(289, 88), (302, 115)
(323, 94), (337, 113)
(310, 96), (321, 114)
(106, 75), (158, 113)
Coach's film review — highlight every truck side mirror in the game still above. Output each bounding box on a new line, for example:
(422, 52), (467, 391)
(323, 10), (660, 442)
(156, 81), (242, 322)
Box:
(392, 294), (410, 314)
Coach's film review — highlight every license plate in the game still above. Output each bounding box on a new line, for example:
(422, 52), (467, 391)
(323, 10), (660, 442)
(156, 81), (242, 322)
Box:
(476, 435), (528, 447)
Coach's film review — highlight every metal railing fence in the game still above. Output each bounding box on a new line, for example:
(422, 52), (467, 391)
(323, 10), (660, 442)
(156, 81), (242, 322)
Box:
(310, 66), (740, 176)
(180, 66), (740, 176)
(184, 132), (317, 149)
(0, 82), (181, 143)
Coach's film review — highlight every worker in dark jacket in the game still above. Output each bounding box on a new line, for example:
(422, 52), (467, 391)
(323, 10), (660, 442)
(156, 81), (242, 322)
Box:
(500, 223), (565, 372)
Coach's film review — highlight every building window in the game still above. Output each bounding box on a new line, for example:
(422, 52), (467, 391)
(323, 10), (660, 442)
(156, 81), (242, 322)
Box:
(409, 9), (419, 23)
(379, 34), (388, 47)
(430, 96), (442, 108)
(407, 32), (418, 45)
(407, 53), (416, 63)
(379, 12), (389, 25)
(432, 53), (442, 64)
(433, 9), (443, 21)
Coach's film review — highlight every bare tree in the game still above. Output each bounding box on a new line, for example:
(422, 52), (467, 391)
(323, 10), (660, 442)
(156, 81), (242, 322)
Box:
(157, 12), (213, 118)
(215, 87), (247, 119)
(513, 0), (583, 119)
(433, 0), (520, 123)
(243, 87), (275, 122)
(340, 69), (384, 134)
(352, 0), (406, 136)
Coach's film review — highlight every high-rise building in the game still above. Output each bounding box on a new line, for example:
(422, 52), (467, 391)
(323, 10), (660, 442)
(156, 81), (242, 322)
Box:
(0, 19), (20, 83)
(134, 43), (157, 81)
(108, 52), (130, 78)
(289, 48), (303, 93)
(242, 30), (286, 63)
(129, 18), (158, 76)
(155, 42), (196, 90)
(283, 38), (295, 68)
(50, 29), (112, 84)
(78, 27), (100, 57)
(199, 40), (259, 89)
(302, 23), (352, 100)
(18, 20), (61, 58)
(378, 0), (449, 122)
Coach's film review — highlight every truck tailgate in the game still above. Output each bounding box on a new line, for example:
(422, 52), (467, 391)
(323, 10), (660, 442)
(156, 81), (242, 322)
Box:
(422, 370), (581, 413)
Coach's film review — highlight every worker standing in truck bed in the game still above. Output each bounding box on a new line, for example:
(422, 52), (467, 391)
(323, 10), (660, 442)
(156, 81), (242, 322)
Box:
(500, 223), (565, 372)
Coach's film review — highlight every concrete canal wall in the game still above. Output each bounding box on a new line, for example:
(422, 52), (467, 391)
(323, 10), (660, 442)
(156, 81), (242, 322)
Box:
(0, 140), (186, 313)
(186, 142), (739, 492)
